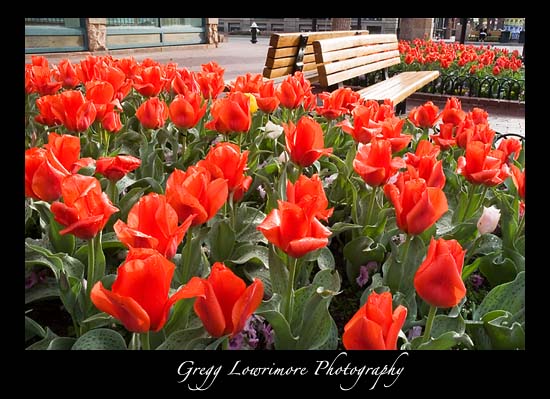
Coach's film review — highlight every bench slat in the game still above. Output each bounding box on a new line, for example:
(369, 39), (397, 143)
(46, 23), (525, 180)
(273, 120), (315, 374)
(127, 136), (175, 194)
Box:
(265, 53), (317, 69)
(269, 30), (369, 48)
(263, 62), (319, 79)
(314, 34), (397, 53)
(318, 42), (398, 64)
(320, 57), (401, 87)
(320, 50), (400, 75)
(267, 45), (315, 59)
(357, 71), (440, 104)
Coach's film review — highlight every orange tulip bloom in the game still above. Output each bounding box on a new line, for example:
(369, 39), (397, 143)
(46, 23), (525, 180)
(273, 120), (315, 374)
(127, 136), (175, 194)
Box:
(101, 110), (122, 133)
(316, 87), (360, 120)
(379, 116), (411, 153)
(196, 61), (226, 100)
(408, 101), (440, 128)
(257, 200), (331, 258)
(255, 80), (280, 114)
(469, 107), (489, 125)
(53, 59), (80, 89)
(50, 90), (97, 132)
(135, 96), (169, 129)
(171, 67), (200, 96)
(405, 140), (445, 189)
(457, 141), (510, 186)
(171, 262), (264, 337)
(29, 65), (62, 96)
(230, 73), (264, 95)
(284, 116), (333, 167)
(430, 123), (457, 149)
(133, 65), (166, 97)
(169, 92), (207, 130)
(197, 142), (252, 202)
(338, 105), (382, 144)
(342, 291), (407, 350)
(353, 139), (405, 187)
(286, 174), (334, 222)
(275, 73), (306, 109)
(166, 166), (228, 226)
(91, 248), (186, 333)
(85, 80), (120, 122)
(205, 92), (251, 134)
(510, 165), (525, 199)
(384, 177), (448, 235)
(51, 174), (118, 239)
(441, 97), (467, 126)
(496, 138), (522, 163)
(96, 155), (141, 181)
(414, 238), (467, 308)
(114, 193), (194, 259)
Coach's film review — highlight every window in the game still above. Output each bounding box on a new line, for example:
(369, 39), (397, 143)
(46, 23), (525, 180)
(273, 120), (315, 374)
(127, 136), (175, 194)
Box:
(367, 25), (382, 34)
(107, 18), (157, 27)
(299, 24), (312, 32)
(228, 23), (241, 32)
(271, 24), (284, 32)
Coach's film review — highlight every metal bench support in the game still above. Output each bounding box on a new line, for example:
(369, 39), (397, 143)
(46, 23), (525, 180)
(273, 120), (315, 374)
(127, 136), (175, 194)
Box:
(293, 34), (309, 73)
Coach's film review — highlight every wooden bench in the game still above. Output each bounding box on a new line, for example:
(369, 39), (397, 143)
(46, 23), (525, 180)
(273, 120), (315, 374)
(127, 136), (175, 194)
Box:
(262, 30), (370, 84)
(312, 34), (440, 113)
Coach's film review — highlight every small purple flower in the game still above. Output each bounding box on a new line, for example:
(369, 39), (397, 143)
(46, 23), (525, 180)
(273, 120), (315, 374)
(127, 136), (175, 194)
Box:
(323, 173), (338, 188)
(407, 325), (423, 341)
(470, 274), (485, 290)
(261, 324), (274, 349)
(356, 261), (378, 287)
(25, 272), (39, 289)
(229, 332), (245, 350)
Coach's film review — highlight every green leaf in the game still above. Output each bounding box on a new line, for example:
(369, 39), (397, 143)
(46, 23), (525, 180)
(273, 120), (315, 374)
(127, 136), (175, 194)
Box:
(157, 327), (207, 350)
(468, 234), (503, 257)
(383, 236), (425, 297)
(314, 317), (339, 350)
(126, 177), (164, 195)
(47, 337), (77, 350)
(72, 328), (127, 350)
(344, 236), (386, 284)
(295, 290), (334, 349)
(231, 244), (269, 268)
(26, 328), (58, 350)
(415, 331), (474, 350)
(268, 245), (288, 298)
(481, 310), (525, 350)
(330, 222), (362, 236)
(235, 206), (267, 243)
(209, 219), (235, 262)
(118, 186), (147, 222)
(478, 252), (518, 287)
(310, 247), (335, 270)
(164, 298), (195, 337)
(25, 316), (45, 342)
(474, 271), (525, 322)
(206, 335), (229, 350)
(25, 242), (63, 279)
(431, 313), (466, 338)
(243, 263), (272, 298)
(25, 277), (59, 304)
(462, 257), (482, 280)
(100, 232), (127, 251)
(256, 310), (298, 349)
(48, 217), (76, 256)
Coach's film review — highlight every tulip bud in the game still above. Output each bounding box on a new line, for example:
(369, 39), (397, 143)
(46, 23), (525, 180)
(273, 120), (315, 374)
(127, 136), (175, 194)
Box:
(264, 120), (283, 139)
(477, 205), (501, 235)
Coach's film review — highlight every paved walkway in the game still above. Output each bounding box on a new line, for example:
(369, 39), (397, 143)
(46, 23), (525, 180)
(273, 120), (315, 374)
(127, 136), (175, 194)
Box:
(26, 35), (525, 137)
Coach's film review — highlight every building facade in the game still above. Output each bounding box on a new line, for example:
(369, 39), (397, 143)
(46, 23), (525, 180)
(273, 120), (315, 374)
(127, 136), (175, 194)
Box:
(218, 18), (398, 35)
(25, 18), (219, 54)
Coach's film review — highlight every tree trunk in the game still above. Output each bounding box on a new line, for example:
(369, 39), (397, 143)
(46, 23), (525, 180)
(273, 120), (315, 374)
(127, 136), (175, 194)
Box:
(331, 18), (351, 31)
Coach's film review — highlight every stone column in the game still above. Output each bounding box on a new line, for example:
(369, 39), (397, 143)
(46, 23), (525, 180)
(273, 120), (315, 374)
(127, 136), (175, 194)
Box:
(86, 18), (107, 51)
(398, 18), (434, 41)
(331, 18), (351, 31)
(206, 18), (219, 47)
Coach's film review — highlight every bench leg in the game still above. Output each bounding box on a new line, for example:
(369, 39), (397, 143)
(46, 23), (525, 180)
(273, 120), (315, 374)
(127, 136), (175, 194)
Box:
(396, 100), (407, 116)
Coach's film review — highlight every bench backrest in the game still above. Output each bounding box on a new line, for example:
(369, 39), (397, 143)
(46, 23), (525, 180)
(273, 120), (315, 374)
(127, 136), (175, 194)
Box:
(262, 30), (370, 82)
(313, 34), (400, 88)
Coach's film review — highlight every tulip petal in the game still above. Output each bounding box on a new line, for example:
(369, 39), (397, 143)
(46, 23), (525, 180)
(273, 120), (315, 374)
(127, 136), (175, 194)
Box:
(91, 281), (150, 333)
(231, 278), (264, 336)
(385, 305), (407, 349)
(287, 237), (329, 259)
(208, 263), (246, 334)
(342, 316), (386, 350)
(406, 187), (448, 235)
(194, 281), (227, 337)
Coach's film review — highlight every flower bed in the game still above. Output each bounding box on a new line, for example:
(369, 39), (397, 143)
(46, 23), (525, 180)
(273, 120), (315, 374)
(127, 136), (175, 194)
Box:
(390, 39), (525, 101)
(25, 55), (525, 350)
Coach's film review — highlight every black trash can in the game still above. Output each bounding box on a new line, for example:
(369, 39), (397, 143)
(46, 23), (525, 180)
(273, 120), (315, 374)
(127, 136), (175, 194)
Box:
(500, 30), (511, 43)
(519, 30), (525, 43)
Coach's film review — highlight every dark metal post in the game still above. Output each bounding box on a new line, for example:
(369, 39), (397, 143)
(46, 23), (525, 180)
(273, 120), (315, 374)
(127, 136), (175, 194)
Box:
(460, 18), (468, 44)
(312, 18), (317, 32)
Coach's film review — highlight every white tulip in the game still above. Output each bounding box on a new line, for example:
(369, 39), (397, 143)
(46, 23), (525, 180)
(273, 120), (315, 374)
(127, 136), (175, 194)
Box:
(265, 120), (284, 139)
(477, 205), (501, 235)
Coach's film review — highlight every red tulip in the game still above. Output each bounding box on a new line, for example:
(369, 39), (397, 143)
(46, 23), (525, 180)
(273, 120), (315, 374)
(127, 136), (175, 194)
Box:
(171, 262), (264, 337)
(276, 72), (308, 109)
(342, 291), (407, 350)
(496, 138), (522, 163)
(51, 174), (118, 239)
(136, 97), (169, 129)
(441, 97), (467, 126)
(196, 61), (226, 99)
(284, 116), (332, 167)
(286, 174), (334, 222)
(257, 200), (331, 258)
(166, 166), (228, 226)
(431, 123), (457, 149)
(353, 139), (405, 187)
(29, 65), (62, 96)
(469, 107), (489, 125)
(408, 101), (440, 128)
(53, 59), (80, 89)
(379, 116), (411, 153)
(457, 141), (510, 186)
(96, 155), (141, 181)
(197, 142), (252, 202)
(133, 65), (165, 97)
(114, 193), (193, 259)
(405, 140), (445, 189)
(414, 238), (467, 308)
(205, 92), (251, 134)
(101, 111), (122, 132)
(338, 105), (382, 144)
(255, 80), (280, 114)
(316, 87), (360, 120)
(384, 177), (448, 235)
(230, 73), (263, 95)
(510, 165), (525, 199)
(91, 248), (186, 333)
(171, 67), (200, 95)
(85, 80), (118, 121)
(50, 90), (97, 132)
(169, 92), (207, 130)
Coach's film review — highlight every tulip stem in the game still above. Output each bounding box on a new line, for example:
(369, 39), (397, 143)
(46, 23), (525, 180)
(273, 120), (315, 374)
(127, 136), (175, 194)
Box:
(366, 185), (378, 226)
(461, 184), (478, 223)
(420, 305), (438, 345)
(107, 180), (118, 205)
(130, 333), (140, 350)
(140, 332), (151, 350)
(284, 256), (299, 324)
(516, 211), (525, 239)
(180, 228), (195, 284)
(87, 238), (95, 299)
